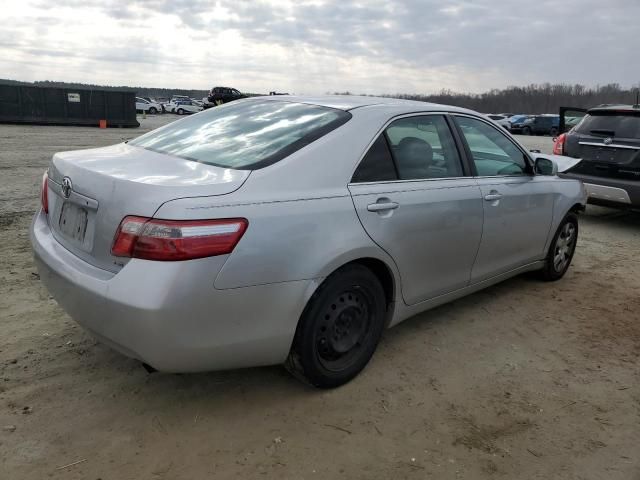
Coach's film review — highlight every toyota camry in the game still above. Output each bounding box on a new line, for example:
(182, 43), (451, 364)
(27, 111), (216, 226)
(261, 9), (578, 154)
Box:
(31, 96), (586, 388)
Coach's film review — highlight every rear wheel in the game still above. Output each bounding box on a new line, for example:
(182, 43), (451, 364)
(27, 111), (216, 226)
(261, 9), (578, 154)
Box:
(522, 126), (532, 135)
(550, 127), (558, 136)
(285, 264), (387, 388)
(148, 107), (157, 114)
(177, 108), (184, 115)
(539, 212), (578, 281)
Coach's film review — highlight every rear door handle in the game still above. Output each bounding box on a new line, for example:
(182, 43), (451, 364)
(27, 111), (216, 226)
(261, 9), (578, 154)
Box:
(484, 192), (503, 201)
(367, 201), (399, 212)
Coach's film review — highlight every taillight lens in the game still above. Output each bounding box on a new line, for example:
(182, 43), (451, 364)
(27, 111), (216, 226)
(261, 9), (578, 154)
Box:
(553, 133), (566, 155)
(41, 171), (49, 214)
(111, 216), (248, 261)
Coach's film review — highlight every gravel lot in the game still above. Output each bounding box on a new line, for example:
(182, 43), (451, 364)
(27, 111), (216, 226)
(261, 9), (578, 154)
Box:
(1, 115), (639, 479)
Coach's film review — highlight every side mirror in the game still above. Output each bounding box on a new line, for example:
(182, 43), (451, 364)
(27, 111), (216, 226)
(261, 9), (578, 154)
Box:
(534, 157), (558, 176)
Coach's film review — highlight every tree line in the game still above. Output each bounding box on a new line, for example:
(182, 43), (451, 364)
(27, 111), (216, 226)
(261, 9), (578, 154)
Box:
(0, 78), (210, 100)
(337, 83), (640, 114)
(3, 79), (639, 113)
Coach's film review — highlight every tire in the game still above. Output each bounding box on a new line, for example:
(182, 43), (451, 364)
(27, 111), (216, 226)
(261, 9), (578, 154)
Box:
(177, 108), (184, 115)
(539, 212), (578, 281)
(148, 107), (157, 114)
(522, 126), (532, 135)
(550, 127), (558, 136)
(285, 264), (387, 388)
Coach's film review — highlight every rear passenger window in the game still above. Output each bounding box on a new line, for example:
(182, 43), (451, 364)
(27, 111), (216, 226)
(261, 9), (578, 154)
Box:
(351, 135), (398, 182)
(386, 115), (463, 179)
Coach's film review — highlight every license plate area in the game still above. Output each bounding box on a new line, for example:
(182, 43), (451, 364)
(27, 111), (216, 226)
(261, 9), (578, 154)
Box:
(593, 147), (618, 162)
(59, 202), (89, 243)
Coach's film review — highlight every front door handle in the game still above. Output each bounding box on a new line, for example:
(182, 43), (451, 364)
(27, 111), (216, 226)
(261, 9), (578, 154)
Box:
(367, 201), (399, 212)
(484, 192), (503, 201)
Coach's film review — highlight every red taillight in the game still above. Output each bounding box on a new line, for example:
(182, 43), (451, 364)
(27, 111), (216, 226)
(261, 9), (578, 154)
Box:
(553, 133), (566, 155)
(111, 216), (248, 261)
(41, 171), (49, 214)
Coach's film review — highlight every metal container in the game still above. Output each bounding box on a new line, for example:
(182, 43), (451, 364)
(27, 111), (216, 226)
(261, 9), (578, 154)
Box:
(0, 84), (139, 127)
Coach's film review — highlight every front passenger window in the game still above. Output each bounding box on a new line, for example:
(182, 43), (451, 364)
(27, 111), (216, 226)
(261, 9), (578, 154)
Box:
(455, 116), (529, 176)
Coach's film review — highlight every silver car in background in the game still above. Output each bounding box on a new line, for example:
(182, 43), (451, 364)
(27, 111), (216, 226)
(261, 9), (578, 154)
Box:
(31, 96), (587, 388)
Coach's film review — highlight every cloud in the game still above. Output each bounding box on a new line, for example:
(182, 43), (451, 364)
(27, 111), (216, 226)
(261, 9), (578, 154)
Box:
(2, 0), (639, 94)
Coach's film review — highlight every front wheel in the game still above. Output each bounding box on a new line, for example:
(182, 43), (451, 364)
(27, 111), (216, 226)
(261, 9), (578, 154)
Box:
(522, 126), (532, 135)
(539, 212), (578, 281)
(285, 264), (387, 388)
(148, 107), (157, 114)
(177, 108), (184, 115)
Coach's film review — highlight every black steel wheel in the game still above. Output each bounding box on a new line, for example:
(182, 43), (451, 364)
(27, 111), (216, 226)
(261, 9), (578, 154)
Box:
(286, 264), (387, 388)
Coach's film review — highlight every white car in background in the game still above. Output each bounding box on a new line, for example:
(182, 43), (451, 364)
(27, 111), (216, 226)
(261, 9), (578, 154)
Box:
(486, 114), (511, 130)
(135, 97), (162, 114)
(202, 97), (215, 109)
(169, 100), (204, 115)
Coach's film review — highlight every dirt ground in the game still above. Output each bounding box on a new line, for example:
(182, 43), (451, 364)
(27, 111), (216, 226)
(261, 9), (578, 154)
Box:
(1, 116), (639, 480)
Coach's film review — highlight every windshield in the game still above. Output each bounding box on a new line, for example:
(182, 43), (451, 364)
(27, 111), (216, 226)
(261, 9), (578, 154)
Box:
(576, 111), (640, 138)
(129, 99), (351, 169)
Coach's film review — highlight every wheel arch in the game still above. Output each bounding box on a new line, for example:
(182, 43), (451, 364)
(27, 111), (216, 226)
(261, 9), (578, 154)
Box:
(300, 254), (400, 331)
(569, 202), (585, 213)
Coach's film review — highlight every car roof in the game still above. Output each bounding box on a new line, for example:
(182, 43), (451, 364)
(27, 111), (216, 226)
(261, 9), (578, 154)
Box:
(589, 104), (640, 113)
(256, 94), (477, 114)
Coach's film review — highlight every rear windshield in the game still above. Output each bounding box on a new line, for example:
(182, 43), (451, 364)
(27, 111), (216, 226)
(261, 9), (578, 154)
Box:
(576, 111), (640, 138)
(129, 99), (351, 169)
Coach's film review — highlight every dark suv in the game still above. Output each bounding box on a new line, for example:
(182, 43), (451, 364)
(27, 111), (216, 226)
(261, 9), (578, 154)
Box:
(207, 87), (245, 107)
(520, 115), (559, 136)
(557, 105), (640, 208)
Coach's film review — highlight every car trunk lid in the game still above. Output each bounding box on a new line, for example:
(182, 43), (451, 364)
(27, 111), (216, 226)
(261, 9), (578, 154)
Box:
(46, 143), (250, 272)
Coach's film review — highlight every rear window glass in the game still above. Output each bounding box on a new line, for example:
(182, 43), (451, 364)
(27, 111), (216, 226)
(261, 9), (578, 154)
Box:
(130, 100), (350, 169)
(576, 112), (640, 138)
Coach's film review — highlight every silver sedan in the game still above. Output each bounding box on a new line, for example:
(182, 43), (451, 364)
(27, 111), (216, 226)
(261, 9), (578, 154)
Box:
(31, 96), (587, 387)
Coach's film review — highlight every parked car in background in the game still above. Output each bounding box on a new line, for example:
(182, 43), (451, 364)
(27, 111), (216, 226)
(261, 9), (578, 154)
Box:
(207, 87), (246, 106)
(162, 96), (191, 114)
(135, 97), (162, 114)
(556, 104), (640, 208)
(202, 97), (215, 109)
(169, 100), (203, 115)
(508, 115), (531, 133)
(32, 95), (586, 388)
(153, 97), (170, 112)
(520, 115), (559, 136)
(486, 114), (511, 130)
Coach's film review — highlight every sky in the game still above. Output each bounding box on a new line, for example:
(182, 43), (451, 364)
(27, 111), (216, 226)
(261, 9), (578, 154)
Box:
(2, 0), (639, 95)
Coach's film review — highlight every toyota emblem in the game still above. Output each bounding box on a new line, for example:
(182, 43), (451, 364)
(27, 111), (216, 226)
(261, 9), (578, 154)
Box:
(61, 177), (73, 199)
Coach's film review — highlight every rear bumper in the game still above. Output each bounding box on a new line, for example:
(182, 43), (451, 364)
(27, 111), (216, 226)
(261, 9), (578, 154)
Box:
(559, 172), (640, 207)
(30, 210), (315, 372)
